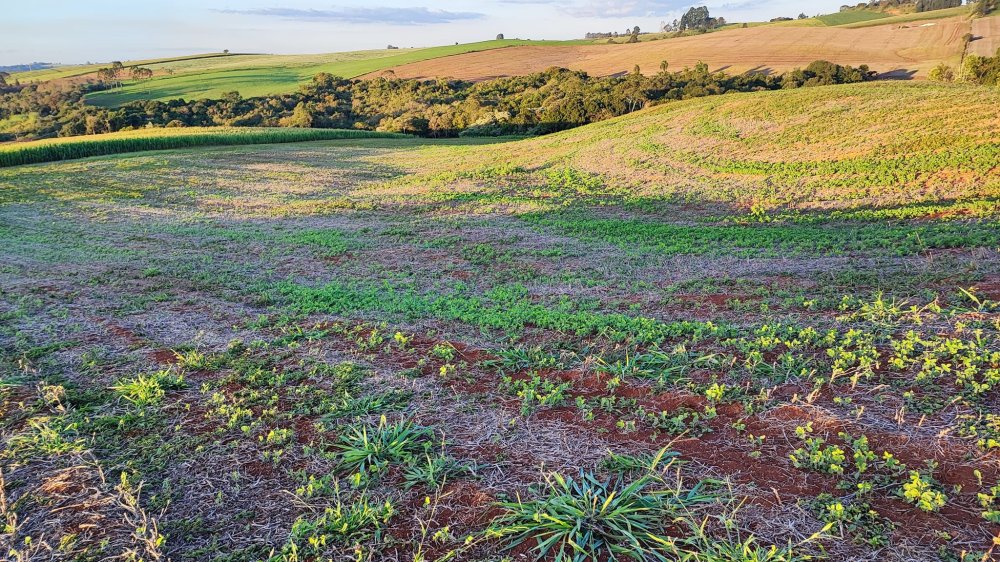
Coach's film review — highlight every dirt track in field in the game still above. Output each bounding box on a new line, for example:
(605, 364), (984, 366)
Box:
(363, 16), (980, 80)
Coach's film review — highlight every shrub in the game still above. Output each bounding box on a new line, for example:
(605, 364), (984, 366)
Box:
(336, 416), (434, 479)
(928, 63), (954, 82)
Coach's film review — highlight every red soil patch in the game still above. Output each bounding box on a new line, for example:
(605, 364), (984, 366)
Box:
(293, 417), (320, 445)
(242, 460), (276, 478)
(103, 321), (146, 347)
(147, 349), (178, 365)
(974, 275), (1000, 301)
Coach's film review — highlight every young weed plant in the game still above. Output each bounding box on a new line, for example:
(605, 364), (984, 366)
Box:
(336, 415), (434, 483)
(488, 448), (715, 561)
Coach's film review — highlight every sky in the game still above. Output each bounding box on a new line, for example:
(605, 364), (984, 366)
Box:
(2, 0), (849, 66)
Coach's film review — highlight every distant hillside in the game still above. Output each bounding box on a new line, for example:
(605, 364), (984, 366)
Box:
(83, 40), (590, 107)
(12, 7), (996, 107)
(0, 62), (56, 73)
(366, 14), (980, 81)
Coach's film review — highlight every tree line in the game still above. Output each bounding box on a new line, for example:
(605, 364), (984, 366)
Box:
(0, 60), (875, 141)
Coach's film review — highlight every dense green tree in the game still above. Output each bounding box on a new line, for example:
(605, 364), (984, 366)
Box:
(913, 0), (961, 11)
(282, 102), (314, 127)
(678, 7), (725, 31)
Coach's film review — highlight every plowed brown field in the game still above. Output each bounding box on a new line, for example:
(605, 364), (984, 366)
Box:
(971, 14), (1000, 56)
(364, 16), (981, 80)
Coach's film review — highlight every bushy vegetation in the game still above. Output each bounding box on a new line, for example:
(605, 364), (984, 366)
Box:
(489, 455), (715, 561)
(962, 49), (1000, 86)
(0, 61), (874, 141)
(928, 47), (1000, 86)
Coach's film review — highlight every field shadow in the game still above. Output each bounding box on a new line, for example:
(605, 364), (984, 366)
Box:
(878, 68), (918, 80)
(743, 66), (776, 76)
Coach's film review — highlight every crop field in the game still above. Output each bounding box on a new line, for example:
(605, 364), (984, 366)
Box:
(0, 128), (405, 168)
(365, 15), (981, 81)
(82, 41), (591, 107)
(971, 15), (1000, 57)
(2, 80), (1000, 562)
(8, 53), (239, 83)
(814, 11), (890, 27)
(839, 6), (974, 29)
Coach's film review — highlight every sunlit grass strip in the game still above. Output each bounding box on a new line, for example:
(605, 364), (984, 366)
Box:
(522, 212), (1000, 257)
(0, 128), (408, 168)
(278, 281), (728, 344)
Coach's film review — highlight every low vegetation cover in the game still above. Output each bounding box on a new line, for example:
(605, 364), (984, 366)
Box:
(839, 0), (963, 13)
(816, 10), (891, 25)
(0, 127), (405, 167)
(1, 79), (999, 562)
(0, 60), (873, 141)
(1, 41), (586, 102)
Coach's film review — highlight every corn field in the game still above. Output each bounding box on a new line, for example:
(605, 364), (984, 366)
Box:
(0, 128), (407, 168)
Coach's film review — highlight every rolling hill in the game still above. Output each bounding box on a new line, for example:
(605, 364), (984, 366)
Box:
(80, 40), (590, 106)
(10, 8), (993, 108)
(364, 14), (984, 81)
(372, 80), (1000, 212)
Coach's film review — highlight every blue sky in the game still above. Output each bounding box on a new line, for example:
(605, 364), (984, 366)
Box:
(3, 0), (848, 65)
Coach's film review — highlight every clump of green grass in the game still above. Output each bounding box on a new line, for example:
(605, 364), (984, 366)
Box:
(277, 482), (395, 560)
(112, 369), (186, 408)
(336, 415), (434, 480)
(489, 449), (714, 561)
(6, 417), (87, 458)
(499, 373), (572, 415)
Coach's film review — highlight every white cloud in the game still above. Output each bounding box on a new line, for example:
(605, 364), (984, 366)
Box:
(217, 6), (485, 25)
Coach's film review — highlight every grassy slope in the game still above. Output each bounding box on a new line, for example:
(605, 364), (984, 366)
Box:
(85, 40), (590, 106)
(23, 80), (999, 208)
(379, 80), (1000, 212)
(10, 53), (236, 82)
(816, 10), (889, 26)
(785, 5), (969, 28)
(842, 5), (970, 28)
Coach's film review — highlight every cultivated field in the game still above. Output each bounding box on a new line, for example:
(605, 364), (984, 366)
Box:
(2, 81), (1000, 562)
(80, 41), (590, 107)
(19, 10), (993, 108)
(0, 128), (404, 168)
(8, 53), (238, 83)
(972, 15), (1000, 56)
(814, 10), (890, 26)
(844, 6), (979, 28)
(365, 15), (985, 81)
